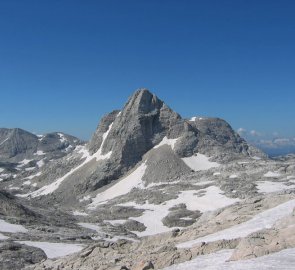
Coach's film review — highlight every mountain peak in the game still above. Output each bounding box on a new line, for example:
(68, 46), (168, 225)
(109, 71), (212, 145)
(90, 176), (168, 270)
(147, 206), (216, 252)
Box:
(124, 88), (163, 115)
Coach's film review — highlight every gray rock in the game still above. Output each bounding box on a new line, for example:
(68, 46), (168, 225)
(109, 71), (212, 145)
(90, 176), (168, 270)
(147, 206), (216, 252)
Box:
(0, 241), (47, 270)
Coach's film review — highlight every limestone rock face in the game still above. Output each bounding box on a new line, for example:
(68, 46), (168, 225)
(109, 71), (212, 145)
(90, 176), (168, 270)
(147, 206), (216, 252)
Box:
(89, 89), (182, 169)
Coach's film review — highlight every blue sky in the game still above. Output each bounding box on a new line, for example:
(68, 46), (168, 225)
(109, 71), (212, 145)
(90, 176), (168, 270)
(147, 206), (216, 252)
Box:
(0, 0), (294, 140)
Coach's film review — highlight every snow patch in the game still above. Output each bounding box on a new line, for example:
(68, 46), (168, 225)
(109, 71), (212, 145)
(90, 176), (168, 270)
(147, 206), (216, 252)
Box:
(0, 219), (28, 233)
(229, 174), (238, 179)
(190, 117), (203, 121)
(34, 150), (45, 156)
(23, 180), (31, 186)
(72, 211), (88, 216)
(264, 171), (281, 178)
(182, 154), (220, 171)
(154, 136), (179, 150)
(252, 156), (262, 160)
(193, 180), (214, 186)
(79, 195), (91, 202)
(37, 159), (45, 167)
(9, 186), (20, 190)
(256, 181), (295, 193)
(17, 159), (33, 168)
(58, 133), (67, 143)
(78, 222), (102, 233)
(26, 172), (41, 180)
(0, 233), (9, 240)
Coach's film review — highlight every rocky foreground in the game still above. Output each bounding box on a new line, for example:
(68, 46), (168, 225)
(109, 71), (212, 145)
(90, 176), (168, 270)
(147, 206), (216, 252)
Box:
(0, 89), (294, 269)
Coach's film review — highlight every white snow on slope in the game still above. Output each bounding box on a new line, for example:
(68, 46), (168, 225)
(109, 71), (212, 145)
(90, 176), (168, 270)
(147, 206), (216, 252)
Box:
(182, 154), (220, 171)
(16, 241), (85, 259)
(58, 133), (67, 143)
(91, 123), (113, 160)
(229, 174), (238, 179)
(9, 186), (20, 190)
(37, 159), (45, 168)
(88, 163), (147, 209)
(120, 186), (239, 237)
(26, 172), (41, 180)
(256, 181), (295, 193)
(144, 180), (181, 189)
(34, 150), (45, 156)
(164, 248), (295, 270)
(23, 180), (31, 185)
(79, 195), (91, 202)
(17, 122), (114, 198)
(264, 171), (281, 178)
(72, 211), (88, 216)
(0, 233), (9, 240)
(0, 168), (4, 173)
(17, 159), (33, 168)
(0, 219), (28, 233)
(37, 135), (44, 141)
(0, 137), (9, 146)
(78, 222), (102, 233)
(104, 219), (127, 225)
(154, 136), (179, 150)
(177, 199), (295, 248)
(190, 117), (203, 121)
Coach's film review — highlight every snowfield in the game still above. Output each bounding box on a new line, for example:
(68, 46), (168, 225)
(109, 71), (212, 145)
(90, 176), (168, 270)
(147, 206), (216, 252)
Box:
(177, 199), (295, 248)
(16, 241), (85, 259)
(87, 163), (147, 209)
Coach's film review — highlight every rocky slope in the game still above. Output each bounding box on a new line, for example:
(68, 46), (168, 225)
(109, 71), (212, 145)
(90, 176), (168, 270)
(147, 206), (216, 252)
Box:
(0, 89), (294, 270)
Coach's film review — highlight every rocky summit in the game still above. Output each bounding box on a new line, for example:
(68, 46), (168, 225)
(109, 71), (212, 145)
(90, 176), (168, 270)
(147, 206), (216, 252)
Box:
(0, 89), (294, 270)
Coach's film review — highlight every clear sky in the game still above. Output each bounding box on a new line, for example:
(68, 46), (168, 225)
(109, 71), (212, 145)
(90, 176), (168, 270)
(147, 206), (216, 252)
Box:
(0, 0), (294, 140)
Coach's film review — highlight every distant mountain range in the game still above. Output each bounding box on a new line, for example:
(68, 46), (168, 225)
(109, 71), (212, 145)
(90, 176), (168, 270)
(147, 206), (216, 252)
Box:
(250, 137), (295, 157)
